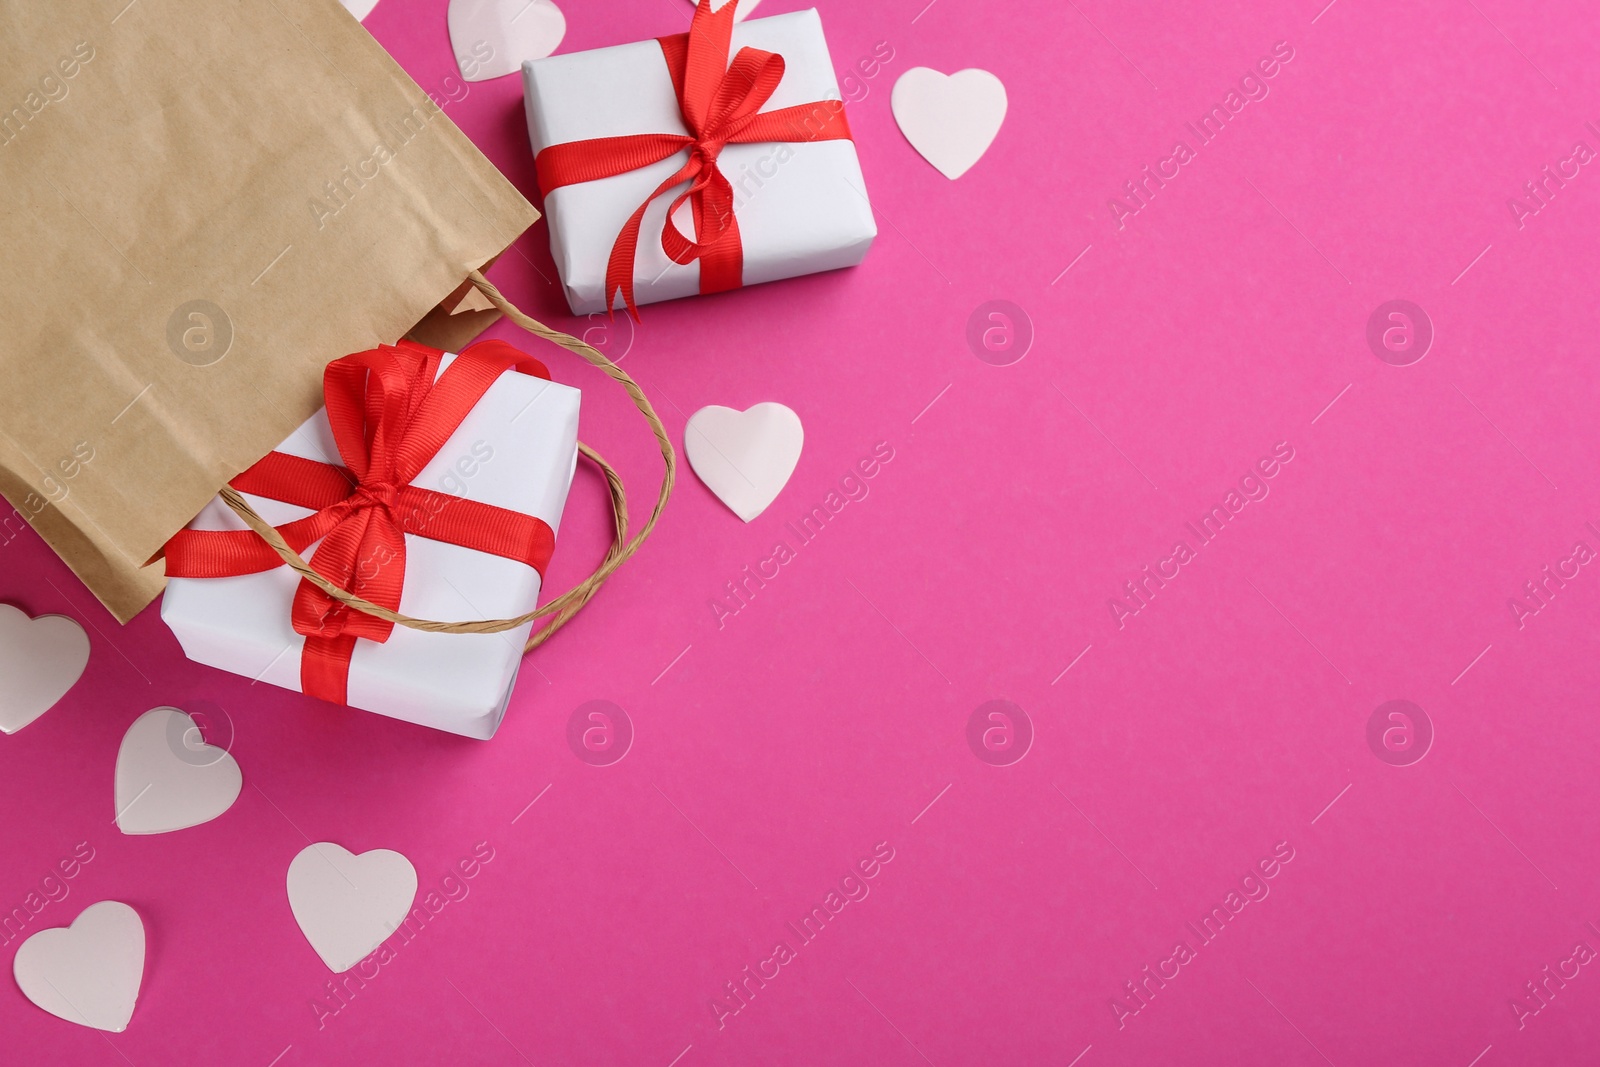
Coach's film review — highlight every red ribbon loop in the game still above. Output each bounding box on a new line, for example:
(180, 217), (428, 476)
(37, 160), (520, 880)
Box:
(533, 0), (854, 318)
(163, 339), (560, 706)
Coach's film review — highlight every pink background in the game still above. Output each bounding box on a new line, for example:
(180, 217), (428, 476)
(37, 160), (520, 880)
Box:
(5, 0), (1600, 1063)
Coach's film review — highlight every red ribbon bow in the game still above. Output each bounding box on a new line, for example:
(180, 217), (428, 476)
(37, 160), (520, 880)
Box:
(534, 0), (854, 317)
(163, 339), (559, 705)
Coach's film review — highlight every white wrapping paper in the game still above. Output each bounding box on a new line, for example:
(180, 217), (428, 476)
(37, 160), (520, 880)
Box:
(161, 353), (580, 739)
(522, 8), (876, 314)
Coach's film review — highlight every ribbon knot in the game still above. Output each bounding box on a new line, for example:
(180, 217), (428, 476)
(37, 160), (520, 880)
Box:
(689, 140), (722, 170)
(533, 0), (854, 318)
(163, 339), (563, 706)
(351, 480), (400, 511)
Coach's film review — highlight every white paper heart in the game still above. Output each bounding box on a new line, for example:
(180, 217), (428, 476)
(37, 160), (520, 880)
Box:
(114, 707), (242, 835)
(685, 403), (804, 522)
(288, 843), (418, 972)
(891, 67), (1008, 180)
(338, 0), (380, 19)
(0, 604), (90, 735)
(684, 0), (761, 22)
(13, 901), (145, 1032)
(449, 0), (566, 82)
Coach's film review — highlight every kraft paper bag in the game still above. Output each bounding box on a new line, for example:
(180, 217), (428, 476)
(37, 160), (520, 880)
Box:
(0, 0), (541, 621)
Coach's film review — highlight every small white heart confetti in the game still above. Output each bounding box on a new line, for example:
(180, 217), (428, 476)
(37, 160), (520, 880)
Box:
(288, 843), (418, 972)
(685, 403), (804, 522)
(0, 604), (89, 735)
(892, 67), (1008, 180)
(114, 707), (242, 835)
(13, 901), (145, 1032)
(449, 0), (567, 82)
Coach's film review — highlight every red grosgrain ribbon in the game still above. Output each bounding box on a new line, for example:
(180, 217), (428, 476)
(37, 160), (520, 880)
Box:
(163, 339), (559, 705)
(533, 0), (854, 318)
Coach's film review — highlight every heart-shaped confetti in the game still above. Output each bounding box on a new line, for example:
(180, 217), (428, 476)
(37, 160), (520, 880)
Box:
(448, 0), (566, 82)
(13, 901), (145, 1032)
(685, 403), (804, 522)
(288, 843), (418, 972)
(0, 604), (89, 735)
(891, 67), (1008, 180)
(114, 707), (242, 835)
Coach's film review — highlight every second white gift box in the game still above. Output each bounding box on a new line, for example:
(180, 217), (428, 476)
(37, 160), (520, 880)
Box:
(160, 339), (579, 740)
(522, 0), (876, 315)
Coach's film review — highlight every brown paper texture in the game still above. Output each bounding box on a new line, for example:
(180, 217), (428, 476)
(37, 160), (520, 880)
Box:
(0, 0), (540, 622)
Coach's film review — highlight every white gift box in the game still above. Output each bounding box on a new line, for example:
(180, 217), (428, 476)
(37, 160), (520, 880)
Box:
(522, 7), (876, 315)
(161, 352), (580, 740)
